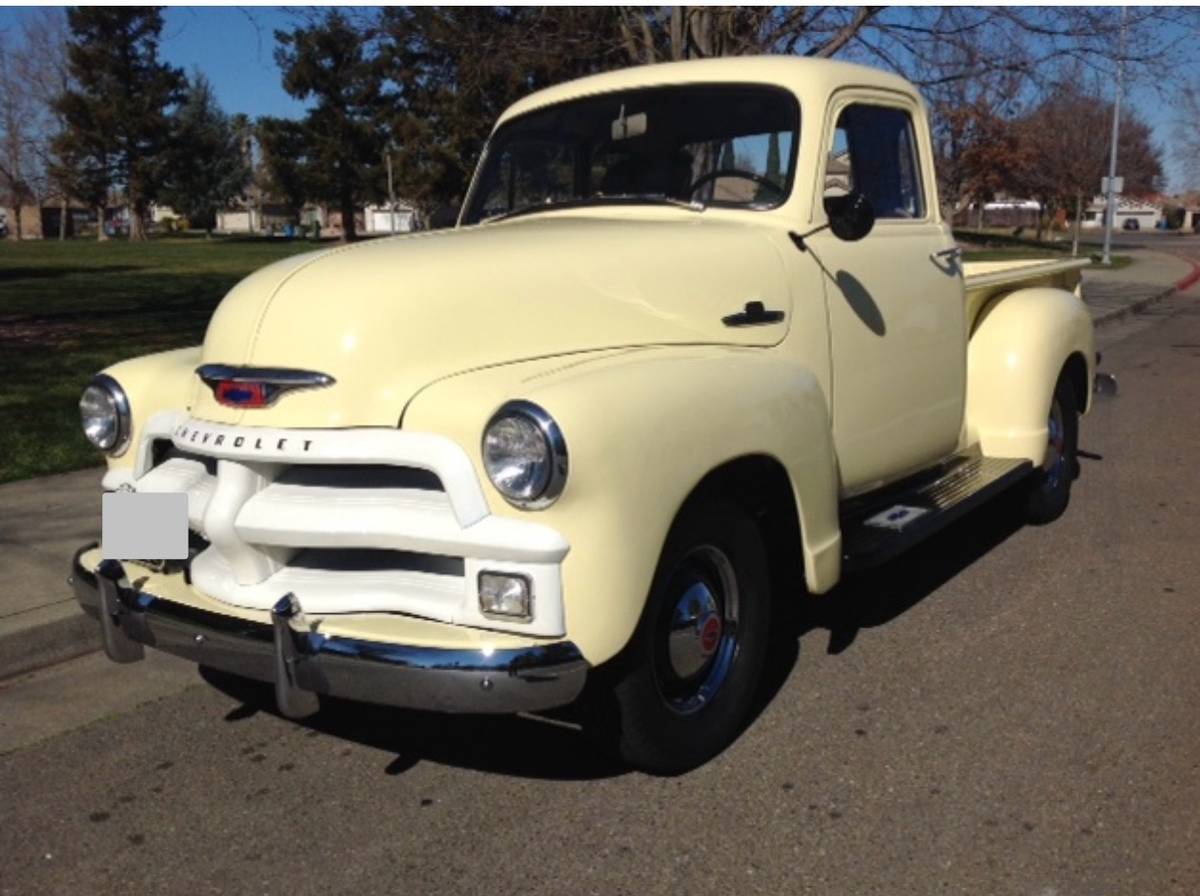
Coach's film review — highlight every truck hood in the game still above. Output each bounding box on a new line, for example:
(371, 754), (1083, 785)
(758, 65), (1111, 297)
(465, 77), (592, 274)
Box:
(192, 215), (791, 426)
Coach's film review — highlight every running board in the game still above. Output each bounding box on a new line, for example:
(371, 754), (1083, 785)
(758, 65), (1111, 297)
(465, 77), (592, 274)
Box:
(841, 453), (1033, 572)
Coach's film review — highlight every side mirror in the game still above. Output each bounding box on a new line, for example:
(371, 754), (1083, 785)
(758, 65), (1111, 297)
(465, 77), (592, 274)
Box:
(824, 190), (875, 242)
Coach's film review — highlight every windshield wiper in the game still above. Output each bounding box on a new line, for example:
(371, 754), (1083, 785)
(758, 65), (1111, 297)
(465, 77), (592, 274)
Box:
(602, 193), (707, 213)
(484, 194), (705, 224)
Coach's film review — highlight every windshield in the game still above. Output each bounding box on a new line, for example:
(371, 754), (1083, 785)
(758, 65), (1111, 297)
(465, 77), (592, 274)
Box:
(462, 84), (799, 225)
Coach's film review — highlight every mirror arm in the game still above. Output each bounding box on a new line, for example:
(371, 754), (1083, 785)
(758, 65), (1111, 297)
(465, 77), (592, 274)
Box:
(788, 223), (830, 253)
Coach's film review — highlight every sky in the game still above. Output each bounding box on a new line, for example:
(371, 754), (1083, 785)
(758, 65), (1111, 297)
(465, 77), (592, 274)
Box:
(160, 6), (310, 120)
(0, 5), (1191, 191)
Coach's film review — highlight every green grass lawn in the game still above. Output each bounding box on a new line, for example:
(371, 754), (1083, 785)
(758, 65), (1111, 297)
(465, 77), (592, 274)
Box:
(0, 236), (321, 483)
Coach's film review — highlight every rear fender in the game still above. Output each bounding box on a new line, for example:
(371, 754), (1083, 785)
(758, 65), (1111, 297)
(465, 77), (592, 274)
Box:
(966, 287), (1095, 463)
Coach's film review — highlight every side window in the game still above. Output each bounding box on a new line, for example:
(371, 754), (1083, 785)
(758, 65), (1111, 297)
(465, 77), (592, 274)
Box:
(825, 104), (925, 219)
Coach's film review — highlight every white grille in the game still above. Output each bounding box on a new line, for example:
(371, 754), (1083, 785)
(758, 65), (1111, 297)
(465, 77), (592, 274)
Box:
(104, 412), (569, 636)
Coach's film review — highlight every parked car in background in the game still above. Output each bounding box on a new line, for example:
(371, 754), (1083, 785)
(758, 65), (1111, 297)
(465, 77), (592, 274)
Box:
(1123, 218), (1140, 231)
(72, 56), (1108, 773)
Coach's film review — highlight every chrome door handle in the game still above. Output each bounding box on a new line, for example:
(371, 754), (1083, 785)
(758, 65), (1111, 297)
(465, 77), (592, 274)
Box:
(931, 247), (962, 261)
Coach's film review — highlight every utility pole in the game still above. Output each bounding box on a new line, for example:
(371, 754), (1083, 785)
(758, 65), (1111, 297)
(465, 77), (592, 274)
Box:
(1102, 5), (1128, 267)
(385, 150), (397, 235)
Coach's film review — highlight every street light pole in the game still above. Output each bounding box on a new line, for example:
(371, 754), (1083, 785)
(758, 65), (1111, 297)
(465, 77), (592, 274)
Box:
(1102, 6), (1128, 267)
(386, 151), (397, 234)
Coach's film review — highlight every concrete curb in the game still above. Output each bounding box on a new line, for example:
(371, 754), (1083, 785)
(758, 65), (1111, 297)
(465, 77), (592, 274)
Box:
(1092, 285), (1179, 327)
(0, 601), (99, 682)
(1092, 256), (1200, 327)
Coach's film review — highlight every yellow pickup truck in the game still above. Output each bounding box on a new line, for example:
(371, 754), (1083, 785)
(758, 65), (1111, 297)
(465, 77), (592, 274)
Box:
(72, 56), (1103, 773)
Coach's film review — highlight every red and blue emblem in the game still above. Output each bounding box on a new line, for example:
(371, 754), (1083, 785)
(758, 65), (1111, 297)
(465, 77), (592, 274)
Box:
(197, 365), (335, 409)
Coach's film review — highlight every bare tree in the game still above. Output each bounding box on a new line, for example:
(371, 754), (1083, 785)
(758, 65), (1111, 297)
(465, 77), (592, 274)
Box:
(608, 7), (1199, 93)
(1016, 74), (1163, 251)
(0, 32), (43, 239)
(19, 9), (74, 239)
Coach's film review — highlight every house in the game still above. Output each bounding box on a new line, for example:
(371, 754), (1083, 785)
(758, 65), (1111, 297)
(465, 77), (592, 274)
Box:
(1, 198), (123, 239)
(214, 199), (420, 237)
(1079, 195), (1161, 230)
(216, 203), (305, 235)
(0, 202), (46, 239)
(363, 203), (417, 234)
(150, 204), (179, 224)
(950, 197), (1048, 230)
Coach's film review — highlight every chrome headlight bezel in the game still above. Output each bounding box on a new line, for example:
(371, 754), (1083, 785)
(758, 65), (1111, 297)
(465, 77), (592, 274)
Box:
(79, 373), (132, 456)
(481, 400), (568, 510)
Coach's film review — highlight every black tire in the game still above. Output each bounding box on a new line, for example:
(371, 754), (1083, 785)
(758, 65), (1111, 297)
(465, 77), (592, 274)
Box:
(1024, 373), (1079, 524)
(595, 499), (771, 775)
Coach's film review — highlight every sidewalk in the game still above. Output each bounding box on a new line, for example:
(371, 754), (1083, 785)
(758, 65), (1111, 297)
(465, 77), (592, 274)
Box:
(0, 468), (102, 680)
(2, 252), (1199, 682)
(1081, 248), (1198, 323)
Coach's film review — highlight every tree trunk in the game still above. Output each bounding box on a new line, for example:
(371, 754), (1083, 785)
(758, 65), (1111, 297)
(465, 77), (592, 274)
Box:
(205, 226), (212, 239)
(12, 203), (22, 240)
(59, 196), (68, 240)
(1035, 200), (1045, 243)
(128, 200), (147, 242)
(693, 9), (714, 56)
(669, 7), (685, 60)
(340, 196), (357, 242)
(96, 204), (108, 241)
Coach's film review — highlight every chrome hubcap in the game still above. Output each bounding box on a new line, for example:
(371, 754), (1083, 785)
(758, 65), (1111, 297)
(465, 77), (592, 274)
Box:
(667, 581), (723, 679)
(656, 545), (739, 715)
(1042, 398), (1066, 491)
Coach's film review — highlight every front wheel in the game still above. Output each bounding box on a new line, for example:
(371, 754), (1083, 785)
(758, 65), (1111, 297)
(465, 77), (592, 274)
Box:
(597, 500), (771, 775)
(1024, 373), (1079, 524)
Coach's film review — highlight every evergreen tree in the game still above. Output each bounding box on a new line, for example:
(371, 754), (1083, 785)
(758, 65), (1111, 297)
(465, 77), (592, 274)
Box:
(160, 72), (249, 237)
(256, 116), (309, 221)
(54, 7), (184, 240)
(273, 11), (389, 242)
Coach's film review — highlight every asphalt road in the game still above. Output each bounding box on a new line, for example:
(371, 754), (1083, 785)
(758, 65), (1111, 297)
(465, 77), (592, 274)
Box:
(3, 288), (1199, 895)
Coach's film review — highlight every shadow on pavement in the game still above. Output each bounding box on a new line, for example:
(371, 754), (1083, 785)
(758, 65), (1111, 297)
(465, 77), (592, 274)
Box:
(201, 489), (1034, 782)
(200, 665), (626, 781)
(752, 490), (1028, 723)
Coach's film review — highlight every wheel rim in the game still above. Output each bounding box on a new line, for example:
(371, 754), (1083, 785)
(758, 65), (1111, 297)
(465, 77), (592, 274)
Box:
(1042, 397), (1066, 492)
(655, 544), (739, 716)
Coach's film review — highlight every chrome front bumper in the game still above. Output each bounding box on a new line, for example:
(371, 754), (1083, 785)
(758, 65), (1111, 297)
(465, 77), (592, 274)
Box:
(70, 546), (588, 717)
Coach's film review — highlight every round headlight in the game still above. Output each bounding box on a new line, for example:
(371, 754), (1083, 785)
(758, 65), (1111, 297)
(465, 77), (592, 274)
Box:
(79, 374), (131, 455)
(482, 400), (568, 509)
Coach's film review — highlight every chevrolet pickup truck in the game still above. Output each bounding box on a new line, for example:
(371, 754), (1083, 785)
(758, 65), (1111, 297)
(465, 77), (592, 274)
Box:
(72, 57), (1107, 774)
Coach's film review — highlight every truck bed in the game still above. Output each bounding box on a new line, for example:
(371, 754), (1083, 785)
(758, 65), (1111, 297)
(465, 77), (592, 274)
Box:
(962, 257), (1090, 328)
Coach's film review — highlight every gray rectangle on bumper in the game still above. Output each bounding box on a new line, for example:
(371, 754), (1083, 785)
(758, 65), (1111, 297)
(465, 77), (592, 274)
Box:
(70, 545), (588, 716)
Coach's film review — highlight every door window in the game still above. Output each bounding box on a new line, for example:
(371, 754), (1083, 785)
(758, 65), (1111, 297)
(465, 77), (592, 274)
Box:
(825, 104), (925, 219)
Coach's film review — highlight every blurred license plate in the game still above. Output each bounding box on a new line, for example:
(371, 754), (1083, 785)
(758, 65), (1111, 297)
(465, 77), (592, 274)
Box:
(102, 492), (188, 560)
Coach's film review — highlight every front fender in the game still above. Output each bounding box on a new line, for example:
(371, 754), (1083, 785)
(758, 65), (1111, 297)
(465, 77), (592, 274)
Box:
(966, 287), (1094, 463)
(402, 346), (841, 666)
(98, 346), (203, 478)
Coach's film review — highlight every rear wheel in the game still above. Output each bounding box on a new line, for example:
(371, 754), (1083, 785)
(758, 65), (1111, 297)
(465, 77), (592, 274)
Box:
(598, 500), (770, 775)
(1024, 373), (1079, 524)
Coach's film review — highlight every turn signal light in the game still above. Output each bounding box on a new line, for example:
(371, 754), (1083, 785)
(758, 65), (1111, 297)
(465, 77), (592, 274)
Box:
(478, 572), (533, 622)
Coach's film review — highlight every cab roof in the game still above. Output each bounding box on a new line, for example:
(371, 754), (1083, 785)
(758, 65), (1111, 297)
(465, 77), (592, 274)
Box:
(497, 56), (919, 126)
